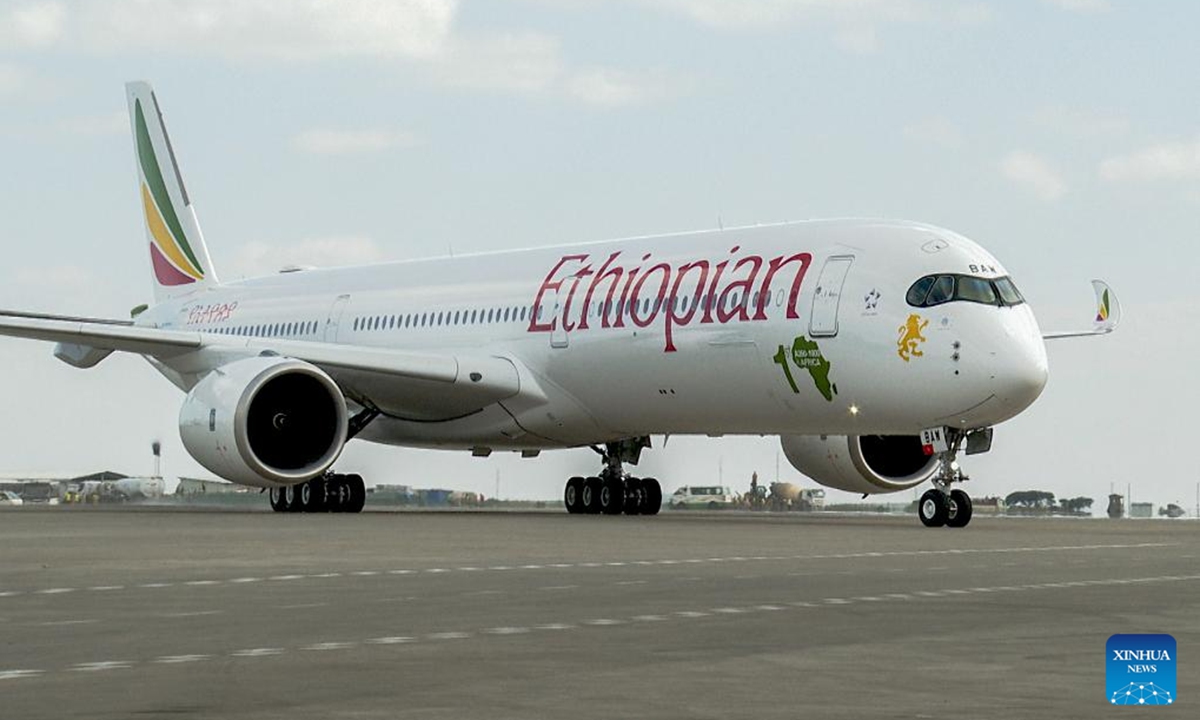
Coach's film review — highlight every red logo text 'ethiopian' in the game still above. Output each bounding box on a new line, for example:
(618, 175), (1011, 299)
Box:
(527, 247), (812, 352)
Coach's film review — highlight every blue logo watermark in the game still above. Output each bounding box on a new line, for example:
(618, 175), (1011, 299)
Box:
(1107, 634), (1176, 706)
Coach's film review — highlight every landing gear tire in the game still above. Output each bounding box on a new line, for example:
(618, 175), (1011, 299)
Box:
(641, 478), (662, 515)
(283, 484), (301, 513)
(269, 473), (364, 514)
(599, 475), (625, 515)
(344, 474), (366, 514)
(918, 489), (949, 527)
(297, 479), (324, 512)
(328, 476), (350, 513)
(582, 477), (602, 514)
(946, 489), (973, 528)
(623, 477), (644, 516)
(564, 476), (585, 514)
(564, 439), (662, 518)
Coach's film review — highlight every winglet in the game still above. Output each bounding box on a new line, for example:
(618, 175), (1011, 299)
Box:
(1091, 279), (1120, 333)
(1042, 279), (1121, 340)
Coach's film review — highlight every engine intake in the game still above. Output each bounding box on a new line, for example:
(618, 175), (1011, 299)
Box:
(180, 357), (348, 487)
(780, 434), (939, 495)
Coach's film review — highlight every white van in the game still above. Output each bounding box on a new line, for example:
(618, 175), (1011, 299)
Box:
(668, 485), (739, 510)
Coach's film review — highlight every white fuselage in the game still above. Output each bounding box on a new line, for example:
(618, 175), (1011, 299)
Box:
(143, 219), (1049, 452)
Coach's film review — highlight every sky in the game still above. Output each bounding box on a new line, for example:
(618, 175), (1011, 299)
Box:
(1, 0), (1197, 512)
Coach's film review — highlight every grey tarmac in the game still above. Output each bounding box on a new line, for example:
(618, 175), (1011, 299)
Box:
(0, 507), (1196, 719)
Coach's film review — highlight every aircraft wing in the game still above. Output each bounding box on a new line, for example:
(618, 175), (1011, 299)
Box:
(1041, 280), (1122, 340)
(0, 310), (525, 420)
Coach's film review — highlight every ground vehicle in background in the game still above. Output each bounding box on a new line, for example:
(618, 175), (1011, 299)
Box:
(668, 485), (739, 509)
(0, 491), (24, 506)
(747, 480), (825, 511)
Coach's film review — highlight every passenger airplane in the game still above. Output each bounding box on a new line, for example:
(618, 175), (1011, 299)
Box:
(0, 83), (1120, 527)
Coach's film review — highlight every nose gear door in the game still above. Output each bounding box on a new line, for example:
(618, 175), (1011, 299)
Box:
(809, 255), (854, 338)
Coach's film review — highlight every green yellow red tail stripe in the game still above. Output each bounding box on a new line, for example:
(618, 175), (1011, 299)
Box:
(135, 98), (204, 285)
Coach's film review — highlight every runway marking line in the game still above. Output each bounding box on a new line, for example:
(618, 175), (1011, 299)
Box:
(368, 636), (415, 645)
(485, 627), (530, 635)
(0, 670), (44, 680)
(231, 648), (283, 657)
(154, 655), (211, 664)
(8, 573), (1200, 682)
(0, 542), (1177, 603)
(303, 642), (357, 651)
(71, 661), (133, 672)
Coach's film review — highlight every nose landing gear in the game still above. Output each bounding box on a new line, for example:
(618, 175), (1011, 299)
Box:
(917, 433), (975, 528)
(562, 439), (663, 516)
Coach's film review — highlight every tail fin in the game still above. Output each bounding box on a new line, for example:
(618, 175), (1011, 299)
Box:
(126, 81), (218, 302)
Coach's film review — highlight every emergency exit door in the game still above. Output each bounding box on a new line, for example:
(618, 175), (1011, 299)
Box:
(808, 256), (854, 337)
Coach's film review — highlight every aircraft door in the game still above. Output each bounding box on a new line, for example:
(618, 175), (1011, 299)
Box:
(324, 294), (350, 342)
(550, 287), (569, 349)
(809, 256), (854, 337)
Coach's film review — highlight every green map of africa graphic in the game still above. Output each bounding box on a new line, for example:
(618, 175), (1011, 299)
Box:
(791, 336), (838, 402)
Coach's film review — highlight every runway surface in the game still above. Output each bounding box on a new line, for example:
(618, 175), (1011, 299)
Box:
(0, 507), (1196, 719)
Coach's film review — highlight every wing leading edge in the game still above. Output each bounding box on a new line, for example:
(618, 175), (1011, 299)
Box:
(0, 311), (524, 420)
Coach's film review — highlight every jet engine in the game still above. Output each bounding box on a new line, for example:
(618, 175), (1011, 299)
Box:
(780, 434), (939, 495)
(179, 356), (348, 487)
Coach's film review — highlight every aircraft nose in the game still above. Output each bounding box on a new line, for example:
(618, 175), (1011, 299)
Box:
(993, 328), (1048, 413)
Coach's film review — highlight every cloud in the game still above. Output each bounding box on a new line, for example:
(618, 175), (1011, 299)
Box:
(1099, 138), (1200, 184)
(429, 31), (564, 94)
(292, 129), (420, 156)
(1043, 0), (1111, 12)
(565, 67), (689, 108)
(0, 2), (65, 47)
(228, 236), (387, 278)
(1000, 151), (1067, 201)
(0, 0), (457, 60)
(613, 0), (993, 31)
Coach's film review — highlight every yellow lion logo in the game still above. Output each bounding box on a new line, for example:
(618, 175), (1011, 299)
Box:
(897, 313), (928, 362)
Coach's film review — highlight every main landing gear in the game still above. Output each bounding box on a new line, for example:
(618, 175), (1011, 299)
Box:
(917, 433), (974, 528)
(268, 473), (366, 514)
(563, 438), (663, 516)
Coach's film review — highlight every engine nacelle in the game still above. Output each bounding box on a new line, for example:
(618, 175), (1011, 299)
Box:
(780, 434), (939, 495)
(179, 356), (349, 487)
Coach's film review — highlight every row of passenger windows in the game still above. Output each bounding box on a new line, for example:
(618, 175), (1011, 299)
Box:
(198, 289), (787, 339)
(209, 321), (319, 338)
(356, 305), (532, 332)
(906, 274), (1025, 308)
(351, 290), (785, 333)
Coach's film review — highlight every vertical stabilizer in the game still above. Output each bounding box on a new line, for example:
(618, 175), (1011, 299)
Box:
(126, 81), (218, 302)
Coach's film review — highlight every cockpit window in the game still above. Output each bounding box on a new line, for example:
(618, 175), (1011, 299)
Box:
(994, 276), (1024, 305)
(956, 276), (997, 305)
(905, 276), (935, 306)
(906, 274), (1026, 308)
(925, 276), (955, 306)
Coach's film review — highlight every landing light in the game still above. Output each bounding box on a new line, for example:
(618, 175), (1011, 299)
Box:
(849, 405), (860, 416)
